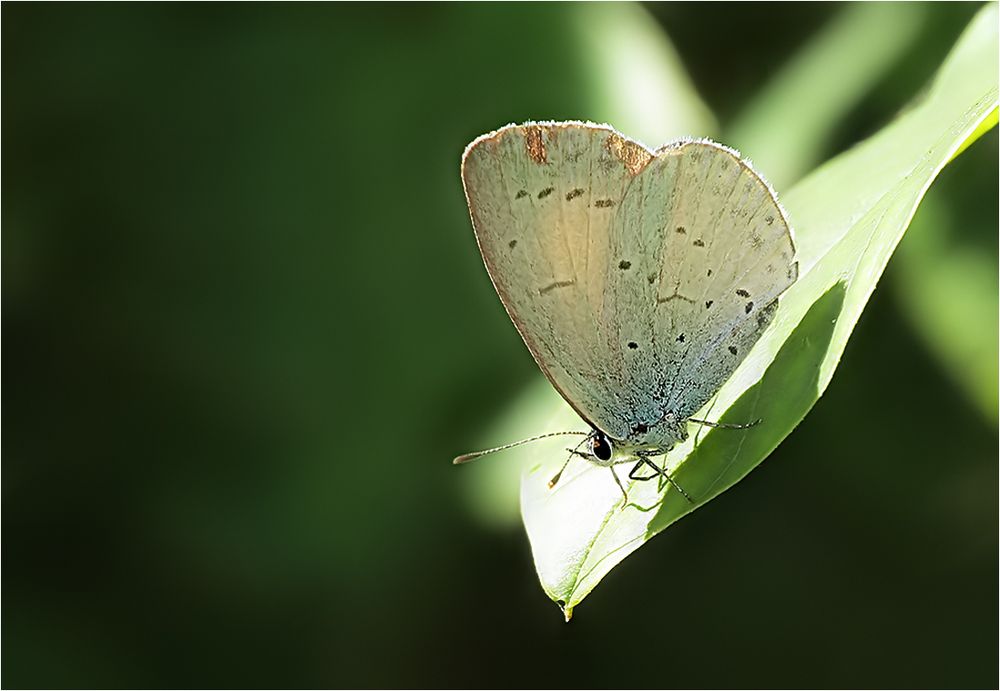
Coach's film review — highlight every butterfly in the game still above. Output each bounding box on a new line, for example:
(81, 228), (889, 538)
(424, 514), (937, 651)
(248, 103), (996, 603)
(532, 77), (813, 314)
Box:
(454, 122), (797, 502)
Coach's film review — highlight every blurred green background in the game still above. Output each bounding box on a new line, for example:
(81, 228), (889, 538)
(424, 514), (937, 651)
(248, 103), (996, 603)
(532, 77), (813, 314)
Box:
(3, 3), (996, 688)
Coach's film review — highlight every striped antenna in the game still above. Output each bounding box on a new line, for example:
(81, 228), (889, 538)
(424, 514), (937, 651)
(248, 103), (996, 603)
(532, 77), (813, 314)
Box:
(453, 431), (590, 464)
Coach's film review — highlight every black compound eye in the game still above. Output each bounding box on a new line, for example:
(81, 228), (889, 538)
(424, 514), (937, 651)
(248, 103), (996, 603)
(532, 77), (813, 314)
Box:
(592, 433), (613, 461)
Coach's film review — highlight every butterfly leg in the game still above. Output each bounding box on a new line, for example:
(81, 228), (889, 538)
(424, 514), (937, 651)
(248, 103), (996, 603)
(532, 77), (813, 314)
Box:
(627, 447), (669, 491)
(627, 459), (660, 481)
(630, 457), (693, 503)
(626, 457), (669, 494)
(688, 417), (762, 429)
(609, 466), (629, 508)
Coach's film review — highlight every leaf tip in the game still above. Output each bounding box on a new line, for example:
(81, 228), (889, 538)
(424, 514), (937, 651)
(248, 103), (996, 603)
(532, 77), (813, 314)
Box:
(556, 599), (573, 622)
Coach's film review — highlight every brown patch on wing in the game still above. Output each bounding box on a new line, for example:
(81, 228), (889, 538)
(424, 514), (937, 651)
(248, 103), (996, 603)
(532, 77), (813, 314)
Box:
(605, 133), (652, 176)
(524, 126), (547, 164)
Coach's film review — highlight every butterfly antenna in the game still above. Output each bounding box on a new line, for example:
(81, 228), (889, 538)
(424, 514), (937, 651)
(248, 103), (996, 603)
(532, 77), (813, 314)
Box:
(453, 431), (590, 465)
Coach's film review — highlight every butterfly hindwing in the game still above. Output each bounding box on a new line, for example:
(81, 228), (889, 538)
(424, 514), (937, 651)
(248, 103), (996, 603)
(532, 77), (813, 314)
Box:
(613, 141), (797, 435)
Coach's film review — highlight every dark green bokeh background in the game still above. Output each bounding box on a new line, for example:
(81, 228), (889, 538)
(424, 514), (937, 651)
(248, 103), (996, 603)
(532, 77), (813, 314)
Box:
(3, 3), (996, 688)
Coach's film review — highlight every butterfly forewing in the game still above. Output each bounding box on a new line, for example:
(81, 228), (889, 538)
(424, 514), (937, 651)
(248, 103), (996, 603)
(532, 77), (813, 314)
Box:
(463, 124), (636, 434)
(462, 123), (797, 447)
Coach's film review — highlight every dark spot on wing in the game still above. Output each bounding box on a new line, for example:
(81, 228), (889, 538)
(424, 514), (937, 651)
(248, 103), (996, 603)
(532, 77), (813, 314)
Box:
(539, 279), (576, 295)
(745, 301), (754, 314)
(515, 189), (528, 199)
(537, 187), (554, 199)
(647, 273), (657, 285)
(693, 238), (705, 247)
(765, 215), (775, 225)
(618, 260), (631, 270)
(728, 345), (738, 355)
(757, 310), (772, 327)
(627, 341), (638, 350)
(736, 289), (750, 298)
(594, 199), (615, 208)
(676, 333), (685, 343)
(508, 239), (517, 249)
(565, 188), (584, 201)
(675, 226), (686, 234)
(705, 300), (714, 309)
(707, 268), (713, 277)
(658, 292), (694, 305)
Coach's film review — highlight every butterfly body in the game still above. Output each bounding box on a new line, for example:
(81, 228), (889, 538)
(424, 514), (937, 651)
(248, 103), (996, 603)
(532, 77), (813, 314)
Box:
(461, 121), (796, 476)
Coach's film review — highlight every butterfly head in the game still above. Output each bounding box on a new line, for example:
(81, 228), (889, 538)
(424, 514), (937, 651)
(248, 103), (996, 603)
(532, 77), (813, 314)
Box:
(586, 428), (673, 467)
(590, 431), (613, 463)
(584, 413), (692, 468)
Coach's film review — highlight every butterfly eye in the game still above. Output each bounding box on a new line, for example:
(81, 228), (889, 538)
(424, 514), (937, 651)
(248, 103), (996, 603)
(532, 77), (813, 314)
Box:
(592, 433), (613, 461)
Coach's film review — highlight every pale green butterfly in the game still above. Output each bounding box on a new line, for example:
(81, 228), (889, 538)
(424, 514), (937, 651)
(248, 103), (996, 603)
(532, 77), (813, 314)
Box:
(454, 121), (797, 502)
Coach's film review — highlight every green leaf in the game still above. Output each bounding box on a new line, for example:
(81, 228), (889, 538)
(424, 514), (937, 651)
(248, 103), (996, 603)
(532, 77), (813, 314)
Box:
(728, 2), (928, 189)
(519, 4), (998, 619)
